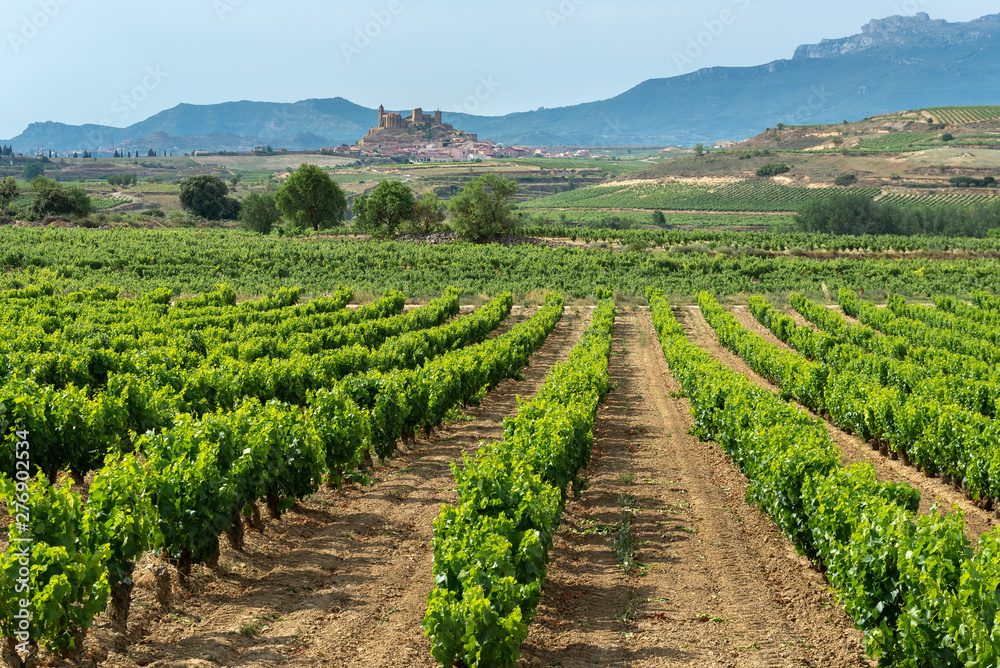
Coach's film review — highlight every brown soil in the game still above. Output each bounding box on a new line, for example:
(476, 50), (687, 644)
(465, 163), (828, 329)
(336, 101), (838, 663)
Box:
(74, 305), (592, 668)
(518, 309), (870, 667)
(726, 306), (998, 543)
(42, 302), (967, 667)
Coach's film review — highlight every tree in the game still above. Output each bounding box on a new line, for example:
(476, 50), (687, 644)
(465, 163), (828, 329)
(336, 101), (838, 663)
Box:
(652, 210), (667, 226)
(756, 163), (791, 177)
(179, 175), (241, 220)
(352, 180), (416, 238)
(941, 133), (955, 142)
(694, 143), (706, 157)
(22, 161), (45, 181)
(238, 192), (281, 234)
(108, 173), (138, 188)
(795, 192), (879, 235)
(67, 187), (93, 217)
(409, 192), (447, 233)
(275, 164), (347, 232)
(449, 174), (520, 241)
(0, 177), (18, 211)
(28, 177), (92, 218)
(834, 173), (858, 187)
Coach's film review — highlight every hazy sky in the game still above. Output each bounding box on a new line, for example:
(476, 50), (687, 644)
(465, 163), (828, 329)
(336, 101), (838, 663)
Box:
(2, 0), (997, 138)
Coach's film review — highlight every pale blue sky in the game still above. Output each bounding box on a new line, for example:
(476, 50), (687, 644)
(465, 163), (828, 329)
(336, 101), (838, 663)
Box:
(2, 0), (996, 138)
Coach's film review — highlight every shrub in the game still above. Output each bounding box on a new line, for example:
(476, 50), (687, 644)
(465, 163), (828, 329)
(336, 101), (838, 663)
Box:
(756, 163), (791, 177)
(834, 173), (858, 187)
(950, 176), (997, 188)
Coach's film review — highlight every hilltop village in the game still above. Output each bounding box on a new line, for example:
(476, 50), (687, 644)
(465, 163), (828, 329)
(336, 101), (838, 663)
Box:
(327, 105), (592, 162)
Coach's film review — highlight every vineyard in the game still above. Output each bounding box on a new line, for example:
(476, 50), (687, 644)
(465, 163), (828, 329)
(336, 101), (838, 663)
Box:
(876, 190), (1000, 207)
(8, 213), (1000, 667)
(522, 180), (887, 213)
(525, 209), (794, 230)
(16, 227), (1000, 299)
(0, 269), (999, 667)
(923, 105), (1000, 125)
(853, 132), (940, 151)
(522, 178), (1000, 213)
(9, 278), (1000, 668)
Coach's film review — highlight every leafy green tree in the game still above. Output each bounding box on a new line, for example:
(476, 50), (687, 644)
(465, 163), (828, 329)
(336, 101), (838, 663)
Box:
(795, 192), (878, 235)
(108, 173), (138, 188)
(652, 210), (667, 226)
(408, 192), (447, 233)
(834, 173), (858, 187)
(449, 174), (520, 241)
(239, 192), (281, 234)
(22, 161), (44, 181)
(275, 164), (347, 232)
(941, 133), (955, 142)
(179, 175), (241, 220)
(0, 177), (18, 211)
(28, 177), (92, 219)
(67, 187), (93, 217)
(756, 163), (791, 177)
(352, 180), (416, 237)
(694, 143), (706, 157)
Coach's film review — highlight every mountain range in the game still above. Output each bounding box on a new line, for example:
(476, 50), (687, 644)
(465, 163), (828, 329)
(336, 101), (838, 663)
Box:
(6, 12), (1000, 152)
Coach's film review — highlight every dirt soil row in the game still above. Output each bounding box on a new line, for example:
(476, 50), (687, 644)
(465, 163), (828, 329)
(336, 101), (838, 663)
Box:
(732, 304), (998, 543)
(515, 309), (869, 667)
(61, 304), (877, 668)
(78, 305), (590, 668)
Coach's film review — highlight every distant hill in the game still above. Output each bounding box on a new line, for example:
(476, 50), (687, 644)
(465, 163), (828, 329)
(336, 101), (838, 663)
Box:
(5, 12), (1000, 152)
(447, 13), (1000, 146)
(5, 98), (376, 155)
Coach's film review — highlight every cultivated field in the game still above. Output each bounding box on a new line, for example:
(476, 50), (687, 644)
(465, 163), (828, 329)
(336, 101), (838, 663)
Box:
(3, 271), (1000, 666)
